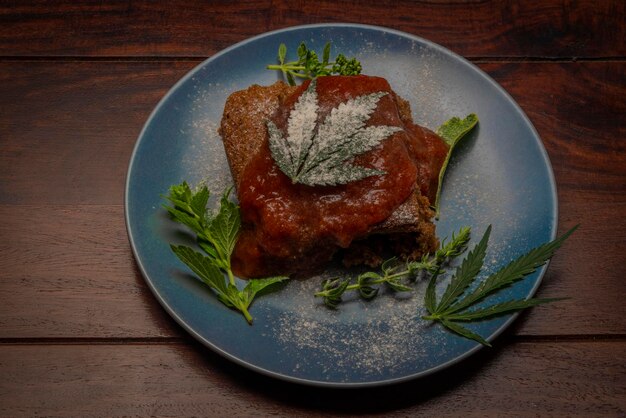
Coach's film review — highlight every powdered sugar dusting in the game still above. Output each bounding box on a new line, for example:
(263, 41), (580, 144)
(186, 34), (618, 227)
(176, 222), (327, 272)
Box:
(266, 268), (441, 380)
(163, 32), (554, 383)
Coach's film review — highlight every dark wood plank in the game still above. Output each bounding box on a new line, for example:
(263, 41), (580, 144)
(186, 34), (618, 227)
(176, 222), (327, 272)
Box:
(0, 61), (624, 338)
(0, 62), (623, 205)
(0, 204), (623, 338)
(0, 341), (623, 416)
(0, 61), (197, 205)
(0, 204), (181, 338)
(481, 62), (626, 195)
(0, 1), (623, 58)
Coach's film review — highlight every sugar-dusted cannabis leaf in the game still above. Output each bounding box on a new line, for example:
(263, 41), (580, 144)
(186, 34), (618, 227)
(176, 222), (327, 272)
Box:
(267, 42), (362, 86)
(422, 225), (577, 346)
(434, 114), (479, 218)
(267, 79), (402, 186)
(163, 182), (289, 324)
(315, 226), (472, 308)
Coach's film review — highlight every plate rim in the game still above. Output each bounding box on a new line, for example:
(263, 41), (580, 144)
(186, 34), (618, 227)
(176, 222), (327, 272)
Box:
(124, 22), (558, 388)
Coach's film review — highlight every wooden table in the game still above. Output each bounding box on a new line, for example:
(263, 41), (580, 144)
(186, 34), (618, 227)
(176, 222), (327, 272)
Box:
(1, 2), (624, 416)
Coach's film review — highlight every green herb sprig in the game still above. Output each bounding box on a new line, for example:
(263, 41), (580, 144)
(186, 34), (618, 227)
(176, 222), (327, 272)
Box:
(163, 182), (288, 324)
(423, 225), (577, 346)
(267, 42), (362, 86)
(315, 226), (471, 308)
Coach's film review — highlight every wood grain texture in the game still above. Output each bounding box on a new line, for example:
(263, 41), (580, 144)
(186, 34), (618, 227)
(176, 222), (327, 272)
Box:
(0, 205), (181, 338)
(0, 61), (624, 338)
(0, 0), (623, 58)
(0, 203), (623, 338)
(1, 62), (623, 205)
(0, 2), (623, 415)
(0, 61), (197, 205)
(0, 342), (624, 416)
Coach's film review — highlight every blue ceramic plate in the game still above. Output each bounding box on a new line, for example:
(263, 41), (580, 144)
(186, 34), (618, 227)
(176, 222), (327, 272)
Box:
(126, 24), (557, 387)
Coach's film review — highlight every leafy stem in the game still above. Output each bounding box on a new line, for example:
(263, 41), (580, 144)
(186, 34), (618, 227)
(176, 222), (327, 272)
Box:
(267, 42), (362, 86)
(315, 226), (471, 308)
(422, 225), (577, 346)
(163, 182), (288, 324)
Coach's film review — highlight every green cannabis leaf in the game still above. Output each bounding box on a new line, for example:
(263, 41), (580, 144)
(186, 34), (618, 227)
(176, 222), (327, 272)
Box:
(315, 226), (471, 308)
(268, 79), (402, 186)
(163, 182), (289, 323)
(267, 42), (362, 86)
(422, 225), (577, 346)
(434, 114), (479, 218)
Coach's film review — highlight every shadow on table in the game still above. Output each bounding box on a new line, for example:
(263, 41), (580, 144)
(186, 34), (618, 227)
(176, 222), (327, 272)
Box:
(185, 330), (511, 413)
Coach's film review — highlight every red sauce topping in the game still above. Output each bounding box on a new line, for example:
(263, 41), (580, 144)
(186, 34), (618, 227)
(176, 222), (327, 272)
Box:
(232, 76), (448, 278)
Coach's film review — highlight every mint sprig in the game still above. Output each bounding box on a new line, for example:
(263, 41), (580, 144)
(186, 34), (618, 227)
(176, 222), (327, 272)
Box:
(423, 225), (577, 346)
(163, 182), (288, 324)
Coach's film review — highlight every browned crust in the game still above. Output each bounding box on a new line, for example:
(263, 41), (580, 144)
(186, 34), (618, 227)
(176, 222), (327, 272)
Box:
(219, 80), (439, 268)
(218, 81), (296, 189)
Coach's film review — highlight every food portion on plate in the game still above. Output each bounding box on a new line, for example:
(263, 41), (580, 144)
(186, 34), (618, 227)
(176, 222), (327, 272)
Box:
(161, 41), (572, 346)
(220, 75), (448, 278)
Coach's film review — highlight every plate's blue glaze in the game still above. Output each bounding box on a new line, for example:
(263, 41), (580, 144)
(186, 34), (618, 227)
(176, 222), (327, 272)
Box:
(125, 24), (557, 387)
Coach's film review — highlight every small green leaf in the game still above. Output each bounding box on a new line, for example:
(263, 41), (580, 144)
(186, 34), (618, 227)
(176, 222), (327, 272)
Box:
(440, 319), (491, 347)
(162, 204), (203, 235)
(322, 42), (331, 64)
(359, 286), (379, 299)
(297, 42), (307, 59)
(207, 189), (241, 263)
(437, 114), (479, 147)
(386, 279), (412, 293)
(190, 185), (210, 217)
(317, 278), (350, 309)
(242, 276), (289, 303)
(278, 43), (287, 65)
(435, 225), (490, 313)
(424, 267), (442, 314)
(358, 272), (383, 282)
(434, 114), (479, 217)
(170, 245), (228, 295)
(445, 298), (566, 321)
(435, 226), (472, 263)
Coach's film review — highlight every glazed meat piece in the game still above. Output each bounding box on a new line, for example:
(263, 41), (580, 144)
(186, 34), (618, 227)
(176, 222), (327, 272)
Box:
(219, 75), (449, 278)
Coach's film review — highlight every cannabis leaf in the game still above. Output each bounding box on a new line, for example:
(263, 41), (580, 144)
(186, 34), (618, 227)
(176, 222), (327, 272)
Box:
(163, 182), (289, 323)
(422, 225), (576, 346)
(434, 114), (479, 218)
(267, 79), (402, 186)
(267, 42), (362, 86)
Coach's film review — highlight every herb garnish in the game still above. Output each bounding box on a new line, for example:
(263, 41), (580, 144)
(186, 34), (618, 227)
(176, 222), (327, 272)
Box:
(316, 224), (575, 346)
(163, 182), (288, 324)
(268, 79), (401, 186)
(315, 227), (471, 308)
(267, 42), (362, 86)
(434, 114), (479, 218)
(423, 225), (576, 346)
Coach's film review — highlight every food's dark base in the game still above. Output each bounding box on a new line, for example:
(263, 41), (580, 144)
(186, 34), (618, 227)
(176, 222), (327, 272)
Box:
(284, 230), (438, 280)
(220, 77), (444, 278)
(343, 223), (438, 269)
